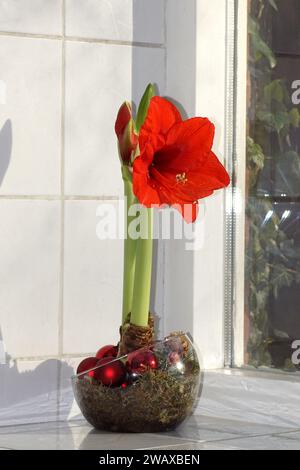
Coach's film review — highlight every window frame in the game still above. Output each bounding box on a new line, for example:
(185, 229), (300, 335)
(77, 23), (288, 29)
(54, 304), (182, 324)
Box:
(229, 0), (248, 368)
(230, 0), (300, 374)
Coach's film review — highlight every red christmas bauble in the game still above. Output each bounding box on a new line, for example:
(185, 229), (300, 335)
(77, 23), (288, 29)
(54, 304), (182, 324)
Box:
(96, 344), (118, 360)
(126, 350), (158, 374)
(94, 357), (126, 387)
(77, 357), (98, 378)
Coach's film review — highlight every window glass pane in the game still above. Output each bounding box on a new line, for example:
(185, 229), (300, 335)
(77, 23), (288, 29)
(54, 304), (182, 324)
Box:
(245, 0), (300, 370)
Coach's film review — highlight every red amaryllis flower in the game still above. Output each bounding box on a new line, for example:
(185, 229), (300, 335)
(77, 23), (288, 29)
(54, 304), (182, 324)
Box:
(133, 96), (230, 222)
(115, 102), (138, 164)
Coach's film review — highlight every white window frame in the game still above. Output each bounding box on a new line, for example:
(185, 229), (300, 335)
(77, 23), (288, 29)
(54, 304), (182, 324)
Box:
(229, 0), (300, 374)
(164, 0), (299, 375)
(164, 0), (233, 369)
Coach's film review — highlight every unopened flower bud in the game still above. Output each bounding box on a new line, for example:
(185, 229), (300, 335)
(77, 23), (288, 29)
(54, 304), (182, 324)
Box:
(115, 102), (138, 164)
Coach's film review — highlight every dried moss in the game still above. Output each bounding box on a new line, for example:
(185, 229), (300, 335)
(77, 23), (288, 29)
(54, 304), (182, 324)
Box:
(73, 362), (200, 433)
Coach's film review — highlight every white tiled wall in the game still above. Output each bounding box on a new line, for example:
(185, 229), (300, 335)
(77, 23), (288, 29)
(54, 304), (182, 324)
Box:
(63, 200), (123, 354)
(0, 0), (62, 35)
(65, 42), (164, 196)
(0, 36), (62, 195)
(0, 0), (165, 424)
(0, 0), (229, 426)
(0, 200), (60, 358)
(65, 0), (164, 44)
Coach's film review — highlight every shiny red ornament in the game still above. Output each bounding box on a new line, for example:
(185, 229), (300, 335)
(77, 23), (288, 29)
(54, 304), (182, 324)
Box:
(126, 350), (158, 374)
(76, 357), (98, 378)
(94, 357), (126, 387)
(95, 344), (118, 360)
(133, 96), (230, 223)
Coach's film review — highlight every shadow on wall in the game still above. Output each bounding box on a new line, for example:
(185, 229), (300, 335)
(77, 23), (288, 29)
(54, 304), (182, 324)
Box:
(0, 328), (74, 425)
(0, 121), (75, 424)
(0, 119), (12, 185)
(131, 1), (197, 338)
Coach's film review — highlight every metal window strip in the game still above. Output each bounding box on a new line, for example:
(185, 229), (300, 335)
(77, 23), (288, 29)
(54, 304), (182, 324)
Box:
(224, 0), (238, 368)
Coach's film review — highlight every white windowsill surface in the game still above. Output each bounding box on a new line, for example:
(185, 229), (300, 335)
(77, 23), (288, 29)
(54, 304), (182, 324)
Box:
(0, 369), (299, 450)
(197, 368), (300, 429)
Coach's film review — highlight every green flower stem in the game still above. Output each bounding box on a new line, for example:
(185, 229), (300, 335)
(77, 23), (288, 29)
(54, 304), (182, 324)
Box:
(122, 176), (137, 324)
(131, 207), (153, 327)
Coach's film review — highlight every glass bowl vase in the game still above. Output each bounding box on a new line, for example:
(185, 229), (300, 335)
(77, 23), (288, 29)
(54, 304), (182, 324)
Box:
(72, 333), (200, 433)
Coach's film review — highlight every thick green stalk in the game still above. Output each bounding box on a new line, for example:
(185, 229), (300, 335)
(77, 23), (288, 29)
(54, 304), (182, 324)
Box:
(122, 178), (137, 323)
(131, 207), (153, 327)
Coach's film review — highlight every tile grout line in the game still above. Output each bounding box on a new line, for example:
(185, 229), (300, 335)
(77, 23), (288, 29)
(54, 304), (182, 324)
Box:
(12, 353), (95, 362)
(0, 419), (87, 431)
(0, 195), (120, 200)
(186, 429), (300, 446)
(67, 36), (165, 49)
(0, 30), (165, 49)
(57, 0), (66, 422)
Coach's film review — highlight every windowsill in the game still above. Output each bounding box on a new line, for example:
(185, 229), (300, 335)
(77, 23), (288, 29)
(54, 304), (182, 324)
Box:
(197, 368), (300, 430)
(215, 366), (300, 382)
(1, 367), (299, 433)
(0, 368), (299, 449)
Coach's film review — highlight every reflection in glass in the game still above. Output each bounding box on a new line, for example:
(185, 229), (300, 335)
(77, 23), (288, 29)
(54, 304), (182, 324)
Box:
(245, 0), (300, 369)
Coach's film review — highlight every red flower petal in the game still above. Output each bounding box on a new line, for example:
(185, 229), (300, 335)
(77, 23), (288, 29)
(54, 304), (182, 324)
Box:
(133, 96), (230, 223)
(197, 151), (230, 189)
(175, 202), (199, 223)
(150, 166), (214, 202)
(166, 117), (215, 160)
(133, 155), (161, 206)
(139, 96), (182, 151)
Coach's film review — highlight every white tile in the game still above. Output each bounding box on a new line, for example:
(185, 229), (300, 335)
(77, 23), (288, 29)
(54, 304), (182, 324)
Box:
(66, 0), (164, 44)
(145, 441), (240, 450)
(0, 200), (60, 356)
(0, 422), (76, 450)
(143, 431), (300, 450)
(212, 435), (300, 450)
(1, 419), (300, 450)
(60, 357), (78, 386)
(0, 420), (82, 435)
(275, 431), (300, 441)
(0, 0), (62, 35)
(0, 420), (193, 450)
(199, 370), (300, 430)
(63, 201), (123, 354)
(184, 415), (295, 438)
(0, 359), (59, 426)
(0, 37), (61, 195)
(59, 356), (83, 421)
(65, 41), (165, 196)
(166, 417), (238, 443)
(78, 431), (192, 451)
